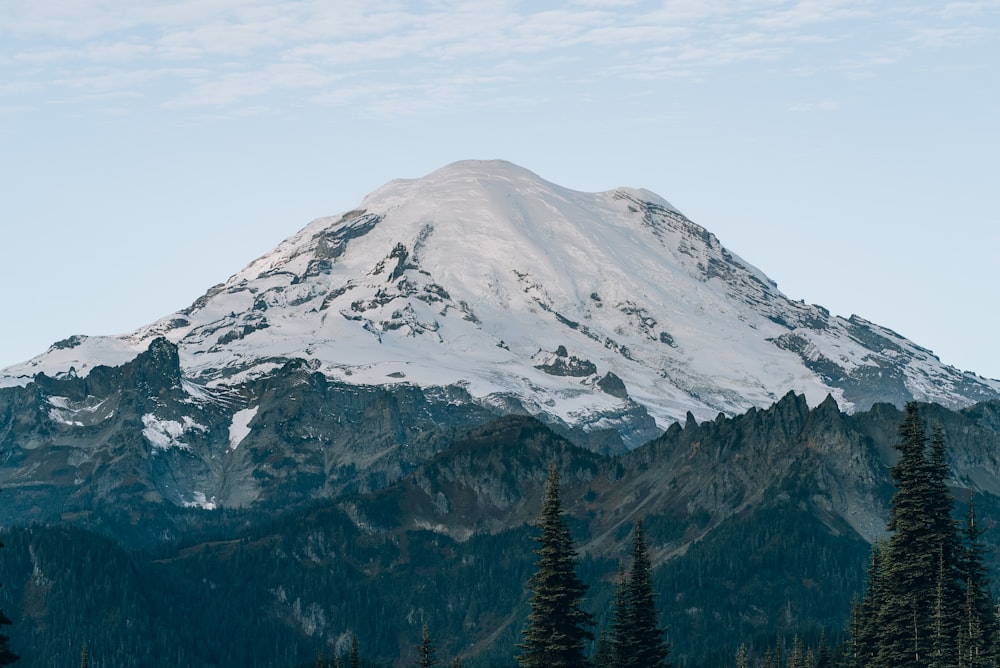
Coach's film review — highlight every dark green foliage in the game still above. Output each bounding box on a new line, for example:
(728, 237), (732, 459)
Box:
(417, 623), (438, 668)
(0, 538), (15, 666)
(850, 540), (887, 667)
(735, 643), (749, 668)
(815, 631), (831, 668)
(871, 404), (962, 667)
(957, 494), (996, 666)
(349, 633), (359, 668)
(652, 504), (867, 666)
(0, 449), (867, 667)
(517, 465), (594, 667)
(609, 565), (631, 665)
(592, 628), (612, 668)
(786, 635), (805, 668)
(847, 405), (998, 668)
(609, 521), (670, 668)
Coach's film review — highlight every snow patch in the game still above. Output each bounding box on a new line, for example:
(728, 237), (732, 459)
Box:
(183, 491), (217, 510)
(142, 414), (192, 451)
(47, 395), (114, 426)
(229, 406), (258, 450)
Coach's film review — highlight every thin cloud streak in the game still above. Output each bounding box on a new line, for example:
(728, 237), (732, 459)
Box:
(1, 1), (996, 115)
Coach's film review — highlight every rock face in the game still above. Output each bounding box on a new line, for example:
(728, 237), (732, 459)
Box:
(0, 339), (515, 524)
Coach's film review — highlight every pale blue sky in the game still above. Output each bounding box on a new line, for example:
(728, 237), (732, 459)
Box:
(2, 1), (998, 379)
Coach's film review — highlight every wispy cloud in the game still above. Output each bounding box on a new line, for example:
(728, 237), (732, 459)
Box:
(1, 0), (996, 118)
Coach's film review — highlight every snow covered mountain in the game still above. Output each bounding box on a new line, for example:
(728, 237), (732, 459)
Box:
(4, 160), (999, 446)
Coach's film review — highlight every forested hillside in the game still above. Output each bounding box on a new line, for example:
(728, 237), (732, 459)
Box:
(0, 398), (998, 667)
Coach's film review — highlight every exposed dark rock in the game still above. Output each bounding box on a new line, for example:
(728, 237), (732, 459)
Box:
(533, 350), (597, 377)
(597, 371), (628, 399)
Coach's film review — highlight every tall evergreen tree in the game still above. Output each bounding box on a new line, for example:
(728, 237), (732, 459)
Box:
(607, 521), (671, 668)
(931, 547), (951, 668)
(609, 564), (632, 666)
(848, 540), (885, 668)
(847, 594), (862, 667)
(592, 627), (612, 668)
(0, 538), (16, 666)
(875, 403), (962, 667)
(928, 422), (963, 665)
(622, 520), (670, 668)
(349, 633), (359, 668)
(417, 622), (439, 668)
(787, 635), (805, 668)
(958, 493), (995, 666)
(815, 630), (831, 668)
(844, 406), (972, 668)
(735, 643), (749, 668)
(516, 464), (594, 667)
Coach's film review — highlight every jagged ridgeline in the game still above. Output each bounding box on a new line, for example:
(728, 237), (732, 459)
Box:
(1, 389), (999, 666)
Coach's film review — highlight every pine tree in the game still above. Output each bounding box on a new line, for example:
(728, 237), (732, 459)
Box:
(875, 403), (960, 667)
(622, 520), (670, 668)
(958, 493), (995, 667)
(609, 564), (632, 666)
(931, 547), (951, 668)
(417, 622), (438, 668)
(928, 422), (963, 665)
(993, 601), (1000, 668)
(516, 464), (594, 667)
(787, 635), (805, 668)
(0, 538), (16, 666)
(735, 643), (749, 668)
(815, 629), (831, 668)
(846, 594), (863, 668)
(844, 406), (973, 668)
(849, 538), (889, 667)
(349, 633), (359, 668)
(592, 627), (612, 668)
(607, 521), (671, 668)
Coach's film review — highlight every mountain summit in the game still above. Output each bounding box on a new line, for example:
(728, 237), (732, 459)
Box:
(4, 160), (998, 447)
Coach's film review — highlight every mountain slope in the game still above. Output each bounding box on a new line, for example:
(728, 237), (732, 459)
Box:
(3, 160), (998, 449)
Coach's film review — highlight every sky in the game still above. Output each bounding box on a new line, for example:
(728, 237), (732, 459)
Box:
(1, 0), (998, 380)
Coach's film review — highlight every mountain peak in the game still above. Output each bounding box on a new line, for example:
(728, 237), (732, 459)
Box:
(3, 161), (998, 446)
